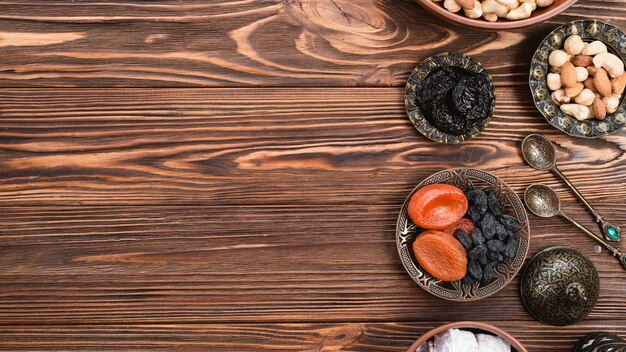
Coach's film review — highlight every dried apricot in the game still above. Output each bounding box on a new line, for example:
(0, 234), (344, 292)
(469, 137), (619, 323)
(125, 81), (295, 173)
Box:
(412, 230), (468, 282)
(408, 184), (468, 230)
(443, 217), (476, 237)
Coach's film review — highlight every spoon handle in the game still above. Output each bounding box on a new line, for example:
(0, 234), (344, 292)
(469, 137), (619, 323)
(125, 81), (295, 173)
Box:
(552, 166), (621, 242)
(559, 212), (626, 271)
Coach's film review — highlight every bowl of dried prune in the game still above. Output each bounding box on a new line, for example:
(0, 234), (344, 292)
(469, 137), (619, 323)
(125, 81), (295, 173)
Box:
(405, 52), (495, 144)
(396, 168), (530, 301)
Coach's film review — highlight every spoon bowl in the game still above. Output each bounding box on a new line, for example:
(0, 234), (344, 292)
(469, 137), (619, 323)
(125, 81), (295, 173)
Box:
(524, 184), (560, 218)
(522, 134), (556, 170)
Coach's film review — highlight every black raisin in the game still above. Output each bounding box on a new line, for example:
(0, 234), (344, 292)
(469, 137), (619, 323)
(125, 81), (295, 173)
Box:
(487, 191), (503, 215)
(480, 213), (497, 239)
(488, 251), (504, 262)
(467, 207), (482, 223)
(467, 190), (488, 214)
(499, 214), (521, 232)
(455, 229), (472, 250)
(468, 259), (483, 281)
(487, 239), (506, 253)
(471, 228), (485, 247)
(504, 238), (518, 259)
(482, 261), (498, 285)
(469, 244), (487, 260)
(461, 275), (475, 286)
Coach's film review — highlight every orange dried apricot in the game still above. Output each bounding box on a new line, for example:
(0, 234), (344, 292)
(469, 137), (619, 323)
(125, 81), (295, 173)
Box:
(412, 230), (468, 282)
(408, 184), (468, 230)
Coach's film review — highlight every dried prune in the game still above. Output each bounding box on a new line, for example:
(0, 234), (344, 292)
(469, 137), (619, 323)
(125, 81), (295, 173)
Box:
(487, 239), (506, 253)
(499, 214), (521, 232)
(471, 228), (485, 247)
(468, 259), (483, 281)
(504, 238), (518, 259)
(455, 229), (472, 250)
(430, 101), (467, 135)
(416, 66), (459, 108)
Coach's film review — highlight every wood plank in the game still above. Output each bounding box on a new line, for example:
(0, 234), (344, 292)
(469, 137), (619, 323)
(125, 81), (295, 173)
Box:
(0, 0), (624, 87)
(0, 322), (625, 351)
(1, 205), (625, 325)
(1, 87), (625, 206)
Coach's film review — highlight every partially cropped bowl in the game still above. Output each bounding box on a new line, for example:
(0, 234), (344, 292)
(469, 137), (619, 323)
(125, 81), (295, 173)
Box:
(407, 322), (528, 352)
(415, 0), (577, 30)
(530, 20), (626, 138)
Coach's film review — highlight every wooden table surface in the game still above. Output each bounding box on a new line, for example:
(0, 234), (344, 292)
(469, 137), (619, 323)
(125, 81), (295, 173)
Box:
(1, 1), (625, 351)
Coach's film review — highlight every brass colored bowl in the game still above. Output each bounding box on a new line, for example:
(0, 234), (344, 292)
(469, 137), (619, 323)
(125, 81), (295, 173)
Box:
(520, 246), (600, 326)
(405, 52), (495, 144)
(575, 333), (626, 352)
(529, 20), (626, 138)
(396, 168), (530, 301)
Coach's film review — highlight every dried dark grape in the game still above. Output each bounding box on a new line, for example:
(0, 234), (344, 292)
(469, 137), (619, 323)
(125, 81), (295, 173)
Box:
(467, 190), (488, 214)
(497, 229), (512, 242)
(480, 213), (498, 239)
(499, 214), (521, 232)
(482, 261), (498, 284)
(488, 251), (504, 262)
(487, 239), (506, 253)
(469, 244), (487, 261)
(486, 191), (503, 215)
(455, 229), (472, 250)
(471, 228), (485, 247)
(468, 259), (483, 281)
(504, 238), (518, 259)
(461, 275), (475, 286)
(467, 207), (482, 223)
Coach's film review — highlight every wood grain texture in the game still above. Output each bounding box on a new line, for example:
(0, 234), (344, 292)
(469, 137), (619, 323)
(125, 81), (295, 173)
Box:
(1, 87), (625, 206)
(0, 0), (624, 87)
(0, 322), (625, 351)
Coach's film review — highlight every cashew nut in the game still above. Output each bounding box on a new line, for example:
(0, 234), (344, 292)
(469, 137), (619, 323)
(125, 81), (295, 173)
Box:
(483, 13), (499, 22)
(518, 0), (536, 10)
(582, 41), (608, 56)
(497, 0), (519, 10)
(564, 35), (585, 56)
(464, 0), (483, 18)
(592, 52), (625, 78)
(482, 0), (509, 16)
(574, 88), (595, 106)
(551, 89), (570, 105)
(547, 73), (562, 90)
(536, 0), (554, 6)
(575, 66), (588, 82)
(560, 104), (590, 121)
(444, 0), (463, 12)
(548, 50), (571, 68)
(603, 96), (620, 114)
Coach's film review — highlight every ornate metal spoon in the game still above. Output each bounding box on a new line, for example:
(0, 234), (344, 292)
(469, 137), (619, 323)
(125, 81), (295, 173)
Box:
(524, 183), (626, 271)
(522, 134), (621, 242)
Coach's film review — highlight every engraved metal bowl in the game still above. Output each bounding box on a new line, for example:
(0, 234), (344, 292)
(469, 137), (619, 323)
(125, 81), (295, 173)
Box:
(396, 168), (530, 301)
(520, 246), (600, 326)
(575, 333), (626, 352)
(529, 20), (626, 138)
(405, 52), (495, 144)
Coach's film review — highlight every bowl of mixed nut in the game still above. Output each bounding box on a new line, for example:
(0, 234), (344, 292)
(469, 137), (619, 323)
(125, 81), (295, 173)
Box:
(530, 20), (626, 138)
(415, 0), (577, 30)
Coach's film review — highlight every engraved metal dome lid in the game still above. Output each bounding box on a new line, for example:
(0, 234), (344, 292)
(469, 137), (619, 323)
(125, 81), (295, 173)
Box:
(520, 246), (599, 326)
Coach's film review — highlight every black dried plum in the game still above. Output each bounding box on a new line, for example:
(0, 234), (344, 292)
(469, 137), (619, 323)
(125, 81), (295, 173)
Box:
(504, 238), (518, 259)
(455, 229), (472, 250)
(487, 239), (506, 253)
(468, 259), (483, 281)
(471, 228), (485, 247)
(499, 214), (521, 232)
(430, 101), (467, 135)
(416, 66), (459, 108)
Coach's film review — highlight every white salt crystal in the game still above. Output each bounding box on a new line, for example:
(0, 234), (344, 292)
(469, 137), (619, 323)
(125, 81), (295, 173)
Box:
(476, 333), (511, 352)
(433, 328), (478, 352)
(415, 341), (433, 352)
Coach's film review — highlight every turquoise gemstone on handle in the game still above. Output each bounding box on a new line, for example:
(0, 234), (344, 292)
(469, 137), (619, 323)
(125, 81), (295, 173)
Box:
(607, 226), (619, 239)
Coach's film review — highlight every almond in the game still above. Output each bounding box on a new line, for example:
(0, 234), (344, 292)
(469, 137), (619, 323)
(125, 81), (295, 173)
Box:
(583, 77), (597, 93)
(565, 82), (584, 98)
(571, 55), (594, 67)
(560, 61), (577, 88)
(593, 68), (612, 97)
(586, 66), (598, 76)
(611, 72), (626, 96)
(456, 0), (475, 9)
(593, 97), (607, 120)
